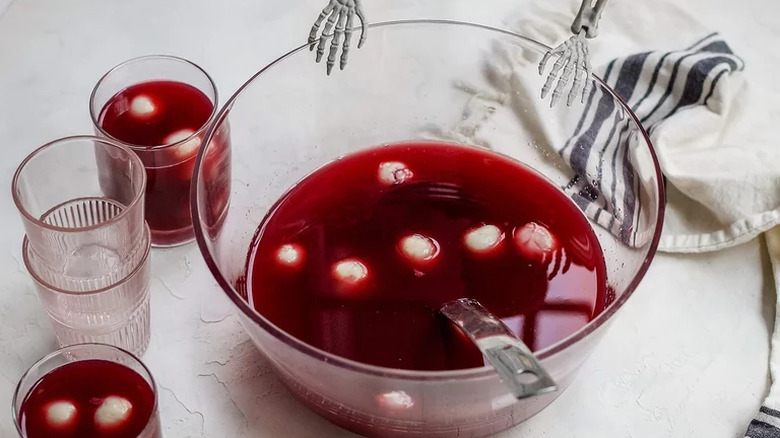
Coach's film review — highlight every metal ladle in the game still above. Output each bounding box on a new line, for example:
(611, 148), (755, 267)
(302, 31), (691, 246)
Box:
(440, 298), (557, 399)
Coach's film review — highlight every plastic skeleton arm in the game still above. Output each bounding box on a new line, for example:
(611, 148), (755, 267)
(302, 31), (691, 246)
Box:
(308, 0), (367, 75)
(539, 0), (609, 107)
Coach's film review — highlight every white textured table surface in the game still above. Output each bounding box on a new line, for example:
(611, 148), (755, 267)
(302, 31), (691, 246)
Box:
(0, 0), (774, 437)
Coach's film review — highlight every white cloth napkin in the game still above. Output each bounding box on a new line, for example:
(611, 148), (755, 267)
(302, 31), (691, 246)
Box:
(428, 0), (780, 435)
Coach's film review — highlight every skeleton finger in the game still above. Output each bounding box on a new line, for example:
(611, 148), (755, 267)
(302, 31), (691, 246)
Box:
(537, 43), (566, 75)
(540, 42), (571, 99)
(316, 6), (341, 63)
(581, 43), (594, 102)
(355, 1), (367, 48)
(540, 55), (560, 99)
(567, 41), (584, 106)
(327, 11), (348, 75)
(550, 50), (575, 107)
(538, 51), (553, 75)
(565, 44), (583, 106)
(340, 13), (355, 70)
(309, 0), (337, 50)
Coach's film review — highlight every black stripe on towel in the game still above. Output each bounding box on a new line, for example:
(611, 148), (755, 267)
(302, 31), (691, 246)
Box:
(561, 59), (617, 155)
(631, 52), (670, 112)
(646, 55), (745, 134)
(761, 406), (780, 418)
(639, 51), (700, 125)
(746, 420), (780, 438)
(703, 69), (728, 105)
(667, 56), (739, 114)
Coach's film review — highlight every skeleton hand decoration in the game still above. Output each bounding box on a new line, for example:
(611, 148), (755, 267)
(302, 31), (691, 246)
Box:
(538, 31), (592, 107)
(309, 0), (367, 75)
(538, 0), (609, 107)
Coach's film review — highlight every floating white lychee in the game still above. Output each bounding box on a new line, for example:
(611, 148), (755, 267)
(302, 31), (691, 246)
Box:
(463, 224), (504, 254)
(45, 400), (77, 428)
(398, 234), (439, 263)
(276, 243), (304, 268)
(164, 129), (201, 160)
(375, 390), (415, 410)
(333, 259), (368, 284)
(94, 396), (132, 430)
(130, 95), (156, 118)
(378, 161), (413, 186)
(514, 222), (558, 260)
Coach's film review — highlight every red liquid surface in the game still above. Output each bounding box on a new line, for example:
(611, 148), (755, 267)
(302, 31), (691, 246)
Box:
(98, 80), (231, 246)
(18, 360), (159, 438)
(247, 141), (608, 371)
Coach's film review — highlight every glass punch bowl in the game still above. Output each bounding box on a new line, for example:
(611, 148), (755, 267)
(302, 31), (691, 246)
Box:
(192, 19), (664, 438)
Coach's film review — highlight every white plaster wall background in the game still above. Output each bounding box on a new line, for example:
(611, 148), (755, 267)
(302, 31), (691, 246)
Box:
(0, 0), (11, 18)
(0, 0), (776, 437)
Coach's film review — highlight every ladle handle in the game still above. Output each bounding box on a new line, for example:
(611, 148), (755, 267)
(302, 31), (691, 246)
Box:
(440, 298), (557, 399)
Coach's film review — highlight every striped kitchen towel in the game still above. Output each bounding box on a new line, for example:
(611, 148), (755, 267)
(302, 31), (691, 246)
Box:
(538, 32), (780, 438)
(536, 33), (780, 438)
(747, 405), (780, 438)
(431, 31), (750, 251)
(562, 32), (744, 247)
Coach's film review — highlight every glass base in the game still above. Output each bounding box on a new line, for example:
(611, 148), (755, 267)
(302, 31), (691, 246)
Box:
(150, 226), (195, 248)
(49, 293), (151, 357)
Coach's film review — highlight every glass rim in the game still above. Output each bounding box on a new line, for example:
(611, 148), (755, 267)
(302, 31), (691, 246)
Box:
(12, 342), (159, 437)
(21, 224), (151, 296)
(88, 54), (219, 152)
(11, 135), (147, 234)
(192, 19), (666, 382)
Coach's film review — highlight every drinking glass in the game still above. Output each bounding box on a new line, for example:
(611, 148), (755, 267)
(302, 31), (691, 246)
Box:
(12, 343), (161, 438)
(89, 54), (231, 247)
(22, 224), (152, 356)
(12, 135), (147, 286)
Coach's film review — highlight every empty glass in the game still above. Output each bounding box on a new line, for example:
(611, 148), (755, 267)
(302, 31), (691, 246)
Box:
(22, 225), (152, 356)
(12, 135), (147, 287)
(13, 135), (152, 355)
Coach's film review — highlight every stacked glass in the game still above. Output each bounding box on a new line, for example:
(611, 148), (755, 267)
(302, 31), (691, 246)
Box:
(12, 136), (152, 356)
